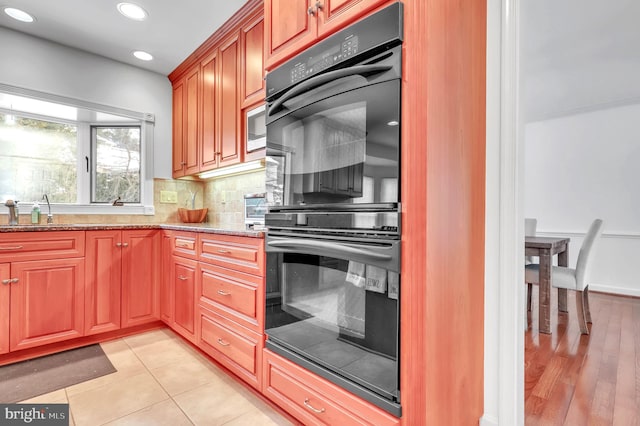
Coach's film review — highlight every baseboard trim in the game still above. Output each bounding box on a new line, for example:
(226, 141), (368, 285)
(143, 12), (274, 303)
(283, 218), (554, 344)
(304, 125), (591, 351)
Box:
(590, 284), (640, 298)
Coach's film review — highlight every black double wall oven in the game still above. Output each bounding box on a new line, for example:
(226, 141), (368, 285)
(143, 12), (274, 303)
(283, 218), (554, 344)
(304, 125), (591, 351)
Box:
(264, 3), (403, 417)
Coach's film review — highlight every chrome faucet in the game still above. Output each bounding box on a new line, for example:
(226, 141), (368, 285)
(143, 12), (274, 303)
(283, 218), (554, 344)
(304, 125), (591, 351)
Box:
(4, 199), (18, 225)
(42, 194), (53, 224)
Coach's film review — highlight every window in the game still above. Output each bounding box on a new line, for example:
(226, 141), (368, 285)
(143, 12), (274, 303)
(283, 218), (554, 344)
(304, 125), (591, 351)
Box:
(0, 87), (155, 214)
(92, 126), (141, 203)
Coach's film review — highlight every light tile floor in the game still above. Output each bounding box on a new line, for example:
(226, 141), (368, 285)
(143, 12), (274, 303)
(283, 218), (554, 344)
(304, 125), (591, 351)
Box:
(20, 328), (295, 426)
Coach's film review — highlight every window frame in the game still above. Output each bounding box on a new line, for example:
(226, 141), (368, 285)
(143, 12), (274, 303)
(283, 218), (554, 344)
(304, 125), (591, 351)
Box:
(0, 83), (155, 216)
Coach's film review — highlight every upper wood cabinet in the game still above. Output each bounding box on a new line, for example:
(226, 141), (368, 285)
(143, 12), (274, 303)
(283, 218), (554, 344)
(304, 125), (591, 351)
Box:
(265, 0), (391, 70)
(170, 0), (264, 178)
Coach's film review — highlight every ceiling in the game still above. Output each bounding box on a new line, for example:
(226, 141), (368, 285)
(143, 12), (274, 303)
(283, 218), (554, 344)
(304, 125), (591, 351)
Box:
(521, 0), (640, 122)
(0, 0), (247, 76)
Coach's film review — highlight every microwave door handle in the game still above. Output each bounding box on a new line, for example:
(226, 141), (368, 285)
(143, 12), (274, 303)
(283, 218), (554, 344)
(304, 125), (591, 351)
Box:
(267, 64), (392, 117)
(267, 238), (391, 261)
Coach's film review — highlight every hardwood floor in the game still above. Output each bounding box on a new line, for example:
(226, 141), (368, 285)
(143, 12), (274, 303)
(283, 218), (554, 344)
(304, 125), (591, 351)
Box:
(525, 289), (640, 425)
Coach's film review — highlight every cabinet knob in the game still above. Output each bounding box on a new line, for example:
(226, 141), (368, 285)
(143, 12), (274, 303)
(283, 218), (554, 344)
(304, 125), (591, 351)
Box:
(122, 242), (129, 248)
(307, 6), (316, 16)
(3, 278), (19, 284)
(315, 1), (323, 11)
(1, 279), (11, 285)
(116, 242), (122, 247)
(303, 398), (326, 414)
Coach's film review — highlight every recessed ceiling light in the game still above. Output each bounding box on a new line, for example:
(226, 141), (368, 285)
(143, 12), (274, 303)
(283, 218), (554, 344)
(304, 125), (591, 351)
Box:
(4, 7), (35, 23)
(132, 50), (153, 61)
(117, 3), (147, 21)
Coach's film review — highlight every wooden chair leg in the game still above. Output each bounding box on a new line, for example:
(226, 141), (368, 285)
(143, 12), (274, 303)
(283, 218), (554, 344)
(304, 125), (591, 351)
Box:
(583, 285), (592, 323)
(576, 290), (589, 335)
(527, 284), (532, 311)
(558, 288), (568, 312)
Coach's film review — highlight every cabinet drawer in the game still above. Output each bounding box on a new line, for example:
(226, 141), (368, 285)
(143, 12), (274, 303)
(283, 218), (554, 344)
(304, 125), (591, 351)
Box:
(198, 306), (263, 390)
(0, 231), (85, 262)
(171, 232), (198, 259)
(199, 263), (261, 331)
(263, 350), (400, 426)
(199, 234), (264, 276)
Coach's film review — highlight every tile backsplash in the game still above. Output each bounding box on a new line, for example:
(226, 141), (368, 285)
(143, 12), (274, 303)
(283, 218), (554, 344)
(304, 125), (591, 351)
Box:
(1, 171), (265, 228)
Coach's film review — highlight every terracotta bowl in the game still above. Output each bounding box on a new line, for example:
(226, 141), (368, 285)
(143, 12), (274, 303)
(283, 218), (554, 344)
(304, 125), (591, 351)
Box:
(178, 208), (208, 223)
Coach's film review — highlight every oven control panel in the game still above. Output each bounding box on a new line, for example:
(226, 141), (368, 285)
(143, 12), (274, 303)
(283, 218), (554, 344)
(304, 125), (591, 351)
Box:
(266, 2), (403, 101)
(290, 37), (360, 84)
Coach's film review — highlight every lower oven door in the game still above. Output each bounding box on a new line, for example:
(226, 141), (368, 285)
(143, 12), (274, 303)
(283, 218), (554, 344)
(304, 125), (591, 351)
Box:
(265, 233), (400, 414)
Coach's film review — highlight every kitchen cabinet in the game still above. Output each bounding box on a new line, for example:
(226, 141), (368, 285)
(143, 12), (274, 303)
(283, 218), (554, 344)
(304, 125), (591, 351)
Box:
(263, 350), (400, 426)
(197, 233), (265, 390)
(241, 11), (265, 108)
(264, 0), (391, 70)
(121, 230), (160, 327)
(216, 33), (242, 169)
(86, 229), (159, 331)
(172, 67), (201, 178)
(0, 231), (86, 352)
(85, 230), (122, 335)
(10, 258), (85, 352)
(171, 256), (198, 343)
(0, 263), (10, 354)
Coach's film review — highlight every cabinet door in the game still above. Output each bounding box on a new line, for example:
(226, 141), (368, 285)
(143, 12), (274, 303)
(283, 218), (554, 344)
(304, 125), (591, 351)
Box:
(10, 258), (85, 352)
(218, 33), (242, 167)
(317, 0), (390, 38)
(85, 230), (122, 335)
(172, 80), (186, 178)
(241, 12), (265, 107)
(121, 230), (160, 327)
(200, 51), (219, 171)
(184, 66), (201, 175)
(172, 256), (197, 343)
(0, 263), (9, 354)
(265, 0), (317, 70)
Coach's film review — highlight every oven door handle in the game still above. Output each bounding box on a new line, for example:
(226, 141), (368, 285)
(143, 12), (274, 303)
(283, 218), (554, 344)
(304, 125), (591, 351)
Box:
(267, 238), (392, 261)
(267, 64), (392, 117)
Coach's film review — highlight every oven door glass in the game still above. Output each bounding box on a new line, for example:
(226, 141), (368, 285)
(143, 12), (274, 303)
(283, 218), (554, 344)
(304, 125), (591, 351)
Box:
(265, 234), (400, 402)
(265, 79), (400, 208)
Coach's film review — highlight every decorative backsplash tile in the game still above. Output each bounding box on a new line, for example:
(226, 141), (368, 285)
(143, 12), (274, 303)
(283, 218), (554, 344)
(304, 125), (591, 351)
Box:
(1, 172), (265, 228)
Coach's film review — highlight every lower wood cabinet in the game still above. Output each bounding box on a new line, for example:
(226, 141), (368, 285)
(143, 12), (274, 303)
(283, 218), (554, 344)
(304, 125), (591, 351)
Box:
(263, 350), (400, 426)
(171, 255), (197, 343)
(198, 305), (263, 391)
(9, 258), (85, 352)
(0, 263), (8, 355)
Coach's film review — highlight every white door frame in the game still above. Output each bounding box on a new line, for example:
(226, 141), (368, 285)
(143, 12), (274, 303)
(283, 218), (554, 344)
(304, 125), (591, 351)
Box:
(482, 0), (524, 425)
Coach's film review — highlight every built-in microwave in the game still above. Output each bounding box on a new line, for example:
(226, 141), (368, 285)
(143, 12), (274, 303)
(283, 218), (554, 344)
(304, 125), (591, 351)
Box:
(246, 104), (266, 152)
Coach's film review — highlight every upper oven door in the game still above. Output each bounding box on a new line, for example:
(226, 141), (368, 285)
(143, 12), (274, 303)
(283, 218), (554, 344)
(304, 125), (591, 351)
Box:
(265, 47), (401, 210)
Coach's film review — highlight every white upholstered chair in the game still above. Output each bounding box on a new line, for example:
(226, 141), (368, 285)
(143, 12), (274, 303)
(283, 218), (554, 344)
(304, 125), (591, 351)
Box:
(524, 218), (538, 314)
(525, 219), (604, 334)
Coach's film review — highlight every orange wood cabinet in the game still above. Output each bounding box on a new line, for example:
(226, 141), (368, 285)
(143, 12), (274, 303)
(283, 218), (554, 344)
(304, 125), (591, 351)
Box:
(161, 231), (198, 327)
(263, 349), (400, 426)
(264, 0), (391, 70)
(85, 230), (122, 335)
(0, 231), (86, 353)
(0, 263), (10, 354)
(171, 255), (198, 343)
(172, 68), (201, 178)
(86, 230), (160, 331)
(170, 0), (263, 178)
(121, 230), (160, 328)
(9, 257), (85, 352)
(196, 233), (265, 391)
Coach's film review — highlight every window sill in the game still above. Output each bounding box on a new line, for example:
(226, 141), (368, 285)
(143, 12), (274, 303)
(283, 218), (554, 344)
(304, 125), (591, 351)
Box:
(16, 203), (155, 216)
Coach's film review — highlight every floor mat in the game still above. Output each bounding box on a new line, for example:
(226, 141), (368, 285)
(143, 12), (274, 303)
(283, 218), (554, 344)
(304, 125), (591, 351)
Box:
(0, 344), (117, 403)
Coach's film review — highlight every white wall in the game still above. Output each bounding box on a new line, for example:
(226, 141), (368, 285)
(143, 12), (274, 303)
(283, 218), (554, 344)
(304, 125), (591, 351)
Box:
(524, 103), (640, 295)
(0, 27), (173, 178)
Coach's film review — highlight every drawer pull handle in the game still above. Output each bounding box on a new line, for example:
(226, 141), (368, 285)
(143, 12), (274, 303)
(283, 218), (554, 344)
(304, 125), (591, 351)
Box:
(303, 398), (325, 414)
(176, 242), (191, 248)
(178, 275), (188, 281)
(217, 338), (230, 347)
(0, 245), (23, 250)
(217, 290), (231, 296)
(217, 249), (231, 254)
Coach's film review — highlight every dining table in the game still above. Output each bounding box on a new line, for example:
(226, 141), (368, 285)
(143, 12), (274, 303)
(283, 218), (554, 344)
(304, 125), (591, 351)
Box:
(525, 236), (570, 334)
